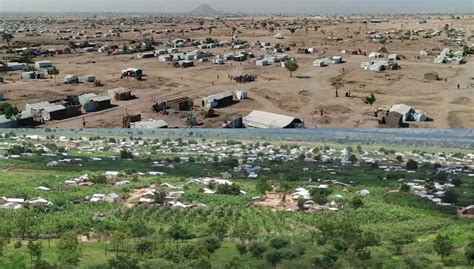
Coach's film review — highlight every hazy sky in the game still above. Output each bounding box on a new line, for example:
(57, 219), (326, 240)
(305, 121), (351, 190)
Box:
(0, 0), (472, 14)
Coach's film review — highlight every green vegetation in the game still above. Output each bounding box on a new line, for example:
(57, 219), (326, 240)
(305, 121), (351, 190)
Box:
(284, 58), (299, 78)
(0, 133), (472, 268)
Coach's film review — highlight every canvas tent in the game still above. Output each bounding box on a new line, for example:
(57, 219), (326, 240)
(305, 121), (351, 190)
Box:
(243, 110), (304, 128)
(35, 61), (52, 69)
(64, 74), (79, 84)
(389, 104), (427, 122)
(201, 91), (234, 108)
(131, 120), (168, 129)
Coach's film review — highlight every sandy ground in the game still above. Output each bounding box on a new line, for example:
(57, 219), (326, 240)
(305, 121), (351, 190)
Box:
(1, 16), (473, 128)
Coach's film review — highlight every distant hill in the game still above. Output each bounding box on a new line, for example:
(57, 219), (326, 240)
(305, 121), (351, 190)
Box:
(191, 4), (219, 16)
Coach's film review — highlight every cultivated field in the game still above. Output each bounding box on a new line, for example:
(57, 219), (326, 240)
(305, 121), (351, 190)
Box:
(0, 130), (473, 268)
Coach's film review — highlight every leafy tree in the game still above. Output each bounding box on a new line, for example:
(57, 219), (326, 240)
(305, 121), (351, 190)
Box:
(363, 93), (377, 109)
(216, 184), (241, 195)
(129, 220), (153, 241)
(297, 198), (306, 211)
(265, 249), (283, 266)
(207, 219), (227, 240)
(192, 258), (212, 269)
(167, 224), (191, 242)
(433, 234), (454, 261)
(400, 183), (410, 193)
(57, 232), (81, 266)
(442, 189), (458, 203)
(451, 178), (463, 187)
(110, 230), (127, 256)
(135, 240), (154, 258)
(48, 66), (59, 83)
(204, 237), (221, 255)
(2, 32), (14, 50)
(256, 178), (271, 194)
(120, 150), (133, 159)
(236, 244), (247, 255)
(269, 236), (290, 249)
(231, 220), (255, 243)
(310, 188), (332, 205)
(350, 196), (364, 208)
(278, 182), (293, 202)
(90, 174), (107, 184)
(154, 191), (167, 204)
(331, 76), (344, 98)
(225, 256), (243, 269)
(1, 102), (20, 119)
(466, 241), (474, 264)
(27, 241), (42, 263)
(349, 154), (358, 164)
(248, 241), (267, 258)
(406, 159), (418, 170)
(284, 59), (299, 78)
(68, 41), (77, 52)
(14, 210), (34, 239)
(108, 255), (140, 269)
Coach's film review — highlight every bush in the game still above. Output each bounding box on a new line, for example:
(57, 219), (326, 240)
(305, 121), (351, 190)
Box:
(269, 236), (290, 249)
(249, 241), (267, 258)
(236, 244), (247, 255)
(216, 184), (241, 195)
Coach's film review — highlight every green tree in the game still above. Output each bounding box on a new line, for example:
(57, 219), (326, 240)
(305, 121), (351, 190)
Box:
(14, 210), (34, 239)
(207, 219), (227, 240)
(265, 249), (283, 267)
(451, 178), (463, 187)
(284, 59), (299, 78)
(167, 224), (190, 243)
(256, 178), (271, 194)
(349, 154), (358, 164)
(2, 32), (14, 50)
(350, 196), (364, 208)
(1, 102), (20, 120)
(48, 66), (59, 83)
(433, 234), (454, 261)
(442, 189), (458, 203)
(108, 255), (140, 269)
(248, 241), (267, 258)
(57, 232), (81, 266)
(68, 41), (77, 52)
(363, 93), (377, 109)
(110, 230), (127, 256)
(331, 76), (344, 98)
(278, 182), (293, 202)
(27, 241), (42, 263)
(466, 241), (474, 264)
(154, 191), (167, 204)
(310, 188), (332, 205)
(135, 240), (154, 258)
(236, 244), (247, 255)
(406, 159), (418, 170)
(400, 183), (410, 193)
(204, 237), (221, 256)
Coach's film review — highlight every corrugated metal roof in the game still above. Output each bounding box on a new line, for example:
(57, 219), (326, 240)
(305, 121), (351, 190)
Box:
(243, 110), (298, 128)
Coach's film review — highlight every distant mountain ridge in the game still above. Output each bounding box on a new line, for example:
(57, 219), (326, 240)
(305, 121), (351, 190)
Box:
(191, 4), (219, 15)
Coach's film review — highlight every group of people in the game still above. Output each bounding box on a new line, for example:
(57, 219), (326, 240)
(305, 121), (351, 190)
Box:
(229, 74), (257, 84)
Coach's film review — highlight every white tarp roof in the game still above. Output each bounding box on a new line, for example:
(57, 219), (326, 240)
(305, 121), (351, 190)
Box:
(390, 104), (413, 115)
(243, 110), (299, 128)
